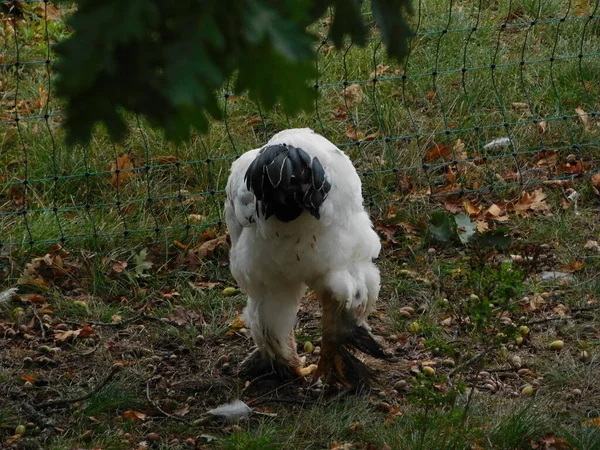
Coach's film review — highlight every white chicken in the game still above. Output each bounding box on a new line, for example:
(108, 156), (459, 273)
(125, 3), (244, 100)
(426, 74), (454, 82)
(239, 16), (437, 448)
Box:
(225, 128), (384, 385)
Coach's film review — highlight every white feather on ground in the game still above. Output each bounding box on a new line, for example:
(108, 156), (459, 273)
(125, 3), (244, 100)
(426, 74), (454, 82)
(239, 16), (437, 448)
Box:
(207, 399), (252, 422)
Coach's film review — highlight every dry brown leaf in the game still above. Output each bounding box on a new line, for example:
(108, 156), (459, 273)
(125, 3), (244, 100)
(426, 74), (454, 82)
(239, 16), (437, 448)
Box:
(122, 410), (147, 421)
(592, 173), (600, 187)
(511, 102), (531, 115)
(109, 154), (134, 188)
(342, 84), (363, 107)
(569, 260), (585, 271)
(44, 2), (62, 21)
(575, 106), (594, 133)
(345, 125), (365, 141)
(332, 104), (347, 121)
(444, 200), (463, 214)
(584, 417), (600, 427)
(463, 199), (481, 217)
(446, 166), (456, 184)
(189, 234), (228, 260)
(537, 120), (547, 134)
(476, 220), (489, 233)
(553, 304), (569, 317)
(369, 64), (390, 80)
(156, 155), (178, 165)
(426, 91), (436, 101)
(512, 189), (549, 213)
(226, 315), (246, 335)
(426, 143), (452, 162)
(398, 221), (418, 235)
(525, 294), (545, 312)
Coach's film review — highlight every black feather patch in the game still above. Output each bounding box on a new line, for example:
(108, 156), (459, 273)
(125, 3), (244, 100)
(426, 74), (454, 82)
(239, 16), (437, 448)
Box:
(244, 144), (331, 222)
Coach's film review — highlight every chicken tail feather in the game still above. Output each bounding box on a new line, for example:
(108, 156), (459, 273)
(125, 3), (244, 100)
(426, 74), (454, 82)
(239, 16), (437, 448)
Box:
(244, 143), (331, 222)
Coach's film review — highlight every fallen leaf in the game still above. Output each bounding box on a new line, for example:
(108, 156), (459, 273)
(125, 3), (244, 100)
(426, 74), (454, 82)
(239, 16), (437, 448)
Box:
(122, 410), (147, 421)
(109, 154), (135, 188)
(476, 221), (489, 233)
(426, 91), (436, 101)
(345, 125), (365, 141)
(188, 214), (206, 224)
(156, 155), (178, 165)
(189, 234), (228, 260)
(111, 314), (122, 323)
(369, 64), (390, 80)
(512, 189), (549, 214)
(173, 404), (190, 416)
(21, 374), (36, 383)
(537, 120), (547, 134)
(525, 294), (545, 312)
(227, 315), (246, 335)
(376, 225), (398, 245)
(463, 199), (481, 217)
(584, 417), (600, 427)
(575, 106), (594, 133)
(591, 173), (600, 196)
(342, 84), (363, 107)
(247, 115), (262, 127)
(426, 143), (452, 162)
(511, 102), (531, 115)
(332, 104), (347, 121)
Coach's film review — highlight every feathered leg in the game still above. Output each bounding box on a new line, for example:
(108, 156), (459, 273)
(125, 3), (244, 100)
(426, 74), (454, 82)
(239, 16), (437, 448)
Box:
(314, 262), (386, 387)
(239, 282), (317, 378)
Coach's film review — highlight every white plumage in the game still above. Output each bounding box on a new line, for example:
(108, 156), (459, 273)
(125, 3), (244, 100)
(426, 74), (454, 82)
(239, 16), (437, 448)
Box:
(225, 128), (383, 384)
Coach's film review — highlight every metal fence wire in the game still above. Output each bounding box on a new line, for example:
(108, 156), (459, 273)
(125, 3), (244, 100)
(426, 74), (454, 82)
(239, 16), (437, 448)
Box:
(0, 0), (599, 263)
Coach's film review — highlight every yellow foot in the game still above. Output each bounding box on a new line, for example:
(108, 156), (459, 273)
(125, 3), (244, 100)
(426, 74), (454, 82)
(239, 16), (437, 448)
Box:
(296, 363), (318, 377)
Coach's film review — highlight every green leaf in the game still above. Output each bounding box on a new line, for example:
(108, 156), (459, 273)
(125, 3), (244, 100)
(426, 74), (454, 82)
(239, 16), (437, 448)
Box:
(371, 0), (414, 63)
(428, 210), (454, 244)
(328, 0), (367, 49)
(53, 0), (413, 145)
(454, 213), (477, 244)
(474, 227), (513, 249)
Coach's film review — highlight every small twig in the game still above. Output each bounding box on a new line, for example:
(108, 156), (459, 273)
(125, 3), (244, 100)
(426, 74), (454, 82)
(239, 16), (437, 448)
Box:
(75, 342), (101, 357)
(146, 378), (188, 422)
(483, 367), (514, 374)
(448, 345), (495, 379)
(32, 308), (46, 339)
(524, 313), (592, 326)
(38, 364), (123, 409)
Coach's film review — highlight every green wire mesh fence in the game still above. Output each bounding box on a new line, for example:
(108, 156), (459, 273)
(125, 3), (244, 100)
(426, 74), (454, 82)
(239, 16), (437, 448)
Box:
(1, 0), (599, 268)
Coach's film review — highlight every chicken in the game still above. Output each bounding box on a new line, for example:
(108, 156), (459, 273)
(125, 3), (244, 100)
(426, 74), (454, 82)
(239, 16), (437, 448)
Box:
(225, 128), (385, 386)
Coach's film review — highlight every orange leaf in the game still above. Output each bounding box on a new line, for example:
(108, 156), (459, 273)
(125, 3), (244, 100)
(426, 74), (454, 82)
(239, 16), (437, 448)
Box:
(122, 410), (147, 421)
(21, 374), (36, 383)
(345, 125), (365, 142)
(79, 324), (96, 337)
(463, 199), (481, 217)
(584, 417), (600, 427)
(226, 315), (246, 335)
(109, 154), (134, 188)
(426, 143), (453, 162)
(569, 260), (585, 271)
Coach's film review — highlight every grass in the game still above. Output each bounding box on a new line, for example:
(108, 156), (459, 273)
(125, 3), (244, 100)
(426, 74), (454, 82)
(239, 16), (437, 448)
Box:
(1, 0), (600, 449)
